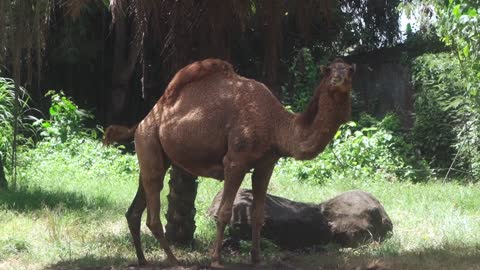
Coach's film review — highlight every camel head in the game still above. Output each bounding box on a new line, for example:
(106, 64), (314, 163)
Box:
(320, 58), (356, 94)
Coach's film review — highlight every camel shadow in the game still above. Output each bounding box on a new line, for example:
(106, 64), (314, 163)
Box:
(0, 186), (112, 212)
(43, 255), (131, 270)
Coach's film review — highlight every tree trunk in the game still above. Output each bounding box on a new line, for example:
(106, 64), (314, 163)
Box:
(165, 165), (198, 246)
(0, 155), (7, 190)
(109, 10), (141, 124)
(260, 0), (283, 97)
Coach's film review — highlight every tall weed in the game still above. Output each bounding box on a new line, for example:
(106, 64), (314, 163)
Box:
(0, 77), (35, 172)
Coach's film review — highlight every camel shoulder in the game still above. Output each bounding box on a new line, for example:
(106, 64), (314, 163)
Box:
(163, 59), (235, 103)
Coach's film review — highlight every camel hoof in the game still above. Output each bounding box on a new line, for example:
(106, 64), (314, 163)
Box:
(251, 251), (262, 266)
(210, 261), (225, 269)
(127, 259), (148, 267)
(251, 260), (266, 268)
(168, 257), (181, 266)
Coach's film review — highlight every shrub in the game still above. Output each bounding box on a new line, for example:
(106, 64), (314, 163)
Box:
(278, 113), (429, 184)
(33, 91), (95, 144)
(17, 92), (138, 194)
(411, 53), (463, 168)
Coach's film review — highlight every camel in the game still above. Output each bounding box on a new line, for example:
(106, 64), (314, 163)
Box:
(107, 58), (355, 267)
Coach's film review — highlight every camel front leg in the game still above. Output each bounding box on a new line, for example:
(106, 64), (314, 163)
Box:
(250, 161), (275, 265)
(211, 157), (246, 268)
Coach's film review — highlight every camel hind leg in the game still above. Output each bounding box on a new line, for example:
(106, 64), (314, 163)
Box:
(135, 130), (179, 266)
(126, 175), (147, 265)
(250, 159), (276, 265)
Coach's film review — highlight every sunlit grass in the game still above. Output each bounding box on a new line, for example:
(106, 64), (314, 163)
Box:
(1, 139), (480, 269)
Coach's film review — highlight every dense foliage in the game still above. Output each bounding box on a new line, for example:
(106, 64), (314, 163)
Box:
(400, 0), (480, 179)
(412, 53), (479, 179)
(411, 54), (464, 168)
(33, 91), (95, 143)
(435, 0), (480, 179)
(19, 92), (137, 192)
(278, 113), (429, 184)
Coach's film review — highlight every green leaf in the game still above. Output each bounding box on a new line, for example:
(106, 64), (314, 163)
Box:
(452, 5), (461, 18)
(334, 130), (342, 140)
(467, 8), (477, 16)
(470, 88), (478, 97)
(49, 106), (57, 116)
(446, 97), (463, 109)
(463, 44), (470, 57)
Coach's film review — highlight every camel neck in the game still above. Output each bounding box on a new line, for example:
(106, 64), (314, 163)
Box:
(275, 90), (350, 160)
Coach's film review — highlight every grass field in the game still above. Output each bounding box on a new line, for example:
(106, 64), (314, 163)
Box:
(1, 142), (480, 270)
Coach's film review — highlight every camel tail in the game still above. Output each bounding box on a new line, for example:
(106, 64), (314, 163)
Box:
(103, 124), (138, 145)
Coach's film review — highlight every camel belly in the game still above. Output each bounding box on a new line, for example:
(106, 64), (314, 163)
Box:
(159, 117), (228, 180)
(163, 146), (226, 180)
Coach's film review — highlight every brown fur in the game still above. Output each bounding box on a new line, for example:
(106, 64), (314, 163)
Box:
(112, 58), (355, 267)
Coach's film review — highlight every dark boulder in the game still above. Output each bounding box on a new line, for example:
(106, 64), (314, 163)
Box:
(208, 189), (333, 249)
(208, 189), (392, 249)
(320, 190), (393, 247)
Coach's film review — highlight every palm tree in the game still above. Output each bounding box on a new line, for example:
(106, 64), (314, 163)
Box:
(0, 155), (6, 189)
(165, 166), (198, 245)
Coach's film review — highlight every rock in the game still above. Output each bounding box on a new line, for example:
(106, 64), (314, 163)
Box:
(208, 189), (333, 249)
(320, 190), (393, 247)
(208, 189), (392, 249)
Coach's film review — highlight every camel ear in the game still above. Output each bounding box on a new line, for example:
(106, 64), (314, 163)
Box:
(320, 65), (329, 75)
(350, 64), (356, 74)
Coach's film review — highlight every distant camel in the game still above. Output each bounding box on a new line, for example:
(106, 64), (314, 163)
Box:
(105, 58), (355, 267)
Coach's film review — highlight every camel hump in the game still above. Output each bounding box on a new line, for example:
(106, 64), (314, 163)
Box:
(163, 58), (234, 102)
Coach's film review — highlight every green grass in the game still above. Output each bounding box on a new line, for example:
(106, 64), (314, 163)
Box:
(1, 138), (480, 269)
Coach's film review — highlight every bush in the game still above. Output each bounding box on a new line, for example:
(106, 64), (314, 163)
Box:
(33, 91), (95, 144)
(278, 113), (429, 184)
(17, 92), (138, 194)
(411, 53), (463, 168)
(411, 53), (480, 179)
